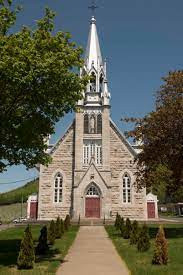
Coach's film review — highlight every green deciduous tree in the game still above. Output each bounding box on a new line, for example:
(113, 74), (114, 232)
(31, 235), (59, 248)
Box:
(137, 224), (150, 252)
(152, 226), (168, 265)
(17, 224), (35, 269)
(123, 71), (183, 202)
(36, 225), (49, 255)
(0, 1), (88, 172)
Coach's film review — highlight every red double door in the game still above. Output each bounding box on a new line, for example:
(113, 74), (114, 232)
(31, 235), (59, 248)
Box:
(85, 197), (100, 218)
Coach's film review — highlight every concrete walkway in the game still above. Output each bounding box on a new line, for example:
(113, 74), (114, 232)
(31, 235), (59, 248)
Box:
(57, 226), (130, 275)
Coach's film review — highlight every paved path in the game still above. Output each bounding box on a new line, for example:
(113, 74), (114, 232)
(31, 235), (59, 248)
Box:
(57, 226), (130, 275)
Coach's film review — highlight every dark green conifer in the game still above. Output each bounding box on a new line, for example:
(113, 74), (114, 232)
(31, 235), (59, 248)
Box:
(64, 215), (70, 231)
(123, 218), (132, 239)
(55, 216), (62, 239)
(119, 217), (125, 237)
(48, 220), (56, 245)
(17, 225), (35, 269)
(60, 218), (64, 235)
(130, 220), (139, 245)
(36, 226), (49, 255)
(137, 224), (150, 252)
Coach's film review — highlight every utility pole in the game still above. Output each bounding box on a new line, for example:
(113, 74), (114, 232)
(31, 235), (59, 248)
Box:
(21, 193), (23, 218)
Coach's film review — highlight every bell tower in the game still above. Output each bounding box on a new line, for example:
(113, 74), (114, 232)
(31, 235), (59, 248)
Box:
(74, 14), (111, 180)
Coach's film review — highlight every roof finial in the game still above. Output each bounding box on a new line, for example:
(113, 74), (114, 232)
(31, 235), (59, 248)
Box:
(88, 0), (98, 17)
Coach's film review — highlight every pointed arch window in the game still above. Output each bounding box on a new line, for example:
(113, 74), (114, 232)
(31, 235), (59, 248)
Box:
(97, 114), (102, 134)
(90, 72), (96, 92)
(86, 184), (100, 197)
(84, 114), (89, 134)
(54, 173), (63, 203)
(122, 173), (131, 203)
(99, 74), (104, 93)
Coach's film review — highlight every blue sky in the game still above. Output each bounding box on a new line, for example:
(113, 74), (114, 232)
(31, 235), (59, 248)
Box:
(0, 0), (183, 192)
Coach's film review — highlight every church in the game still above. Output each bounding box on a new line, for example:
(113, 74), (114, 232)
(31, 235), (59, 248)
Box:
(37, 15), (148, 221)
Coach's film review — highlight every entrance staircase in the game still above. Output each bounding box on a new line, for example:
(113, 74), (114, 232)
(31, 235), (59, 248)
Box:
(71, 218), (114, 226)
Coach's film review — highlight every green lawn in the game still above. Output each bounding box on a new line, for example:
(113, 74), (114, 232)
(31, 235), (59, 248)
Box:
(0, 224), (79, 275)
(105, 224), (183, 275)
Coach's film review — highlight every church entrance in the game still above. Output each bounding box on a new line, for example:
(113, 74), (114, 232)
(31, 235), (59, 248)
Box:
(85, 184), (100, 218)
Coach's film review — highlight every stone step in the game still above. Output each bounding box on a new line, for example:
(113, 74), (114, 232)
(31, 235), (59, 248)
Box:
(71, 218), (114, 226)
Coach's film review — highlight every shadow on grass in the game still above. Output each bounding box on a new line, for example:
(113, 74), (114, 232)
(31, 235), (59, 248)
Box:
(0, 239), (61, 269)
(149, 227), (183, 239)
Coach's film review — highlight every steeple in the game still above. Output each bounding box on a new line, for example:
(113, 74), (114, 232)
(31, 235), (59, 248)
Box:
(79, 15), (110, 107)
(85, 16), (103, 71)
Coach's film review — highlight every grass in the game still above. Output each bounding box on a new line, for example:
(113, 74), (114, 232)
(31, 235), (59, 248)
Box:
(0, 179), (38, 205)
(105, 224), (183, 275)
(0, 224), (79, 275)
(0, 203), (27, 223)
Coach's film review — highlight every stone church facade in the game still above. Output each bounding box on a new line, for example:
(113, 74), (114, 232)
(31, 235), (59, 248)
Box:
(38, 16), (147, 221)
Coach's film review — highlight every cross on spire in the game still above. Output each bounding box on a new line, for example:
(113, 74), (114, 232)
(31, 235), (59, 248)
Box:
(88, 0), (98, 16)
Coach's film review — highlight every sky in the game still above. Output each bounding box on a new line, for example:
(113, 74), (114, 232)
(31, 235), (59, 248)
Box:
(0, 0), (183, 192)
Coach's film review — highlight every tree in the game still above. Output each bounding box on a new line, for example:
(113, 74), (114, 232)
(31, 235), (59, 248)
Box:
(119, 216), (125, 237)
(60, 218), (64, 235)
(36, 225), (49, 255)
(48, 220), (56, 245)
(17, 225), (35, 269)
(123, 71), (183, 201)
(0, 1), (88, 172)
(152, 226), (168, 265)
(114, 213), (121, 230)
(130, 220), (139, 245)
(123, 218), (132, 239)
(55, 216), (62, 239)
(64, 214), (70, 231)
(137, 224), (150, 252)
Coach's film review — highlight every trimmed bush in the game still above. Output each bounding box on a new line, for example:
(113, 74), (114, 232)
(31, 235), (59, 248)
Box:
(60, 218), (65, 235)
(123, 218), (132, 239)
(64, 214), (71, 231)
(17, 225), (35, 269)
(36, 226), (49, 255)
(114, 213), (121, 230)
(78, 214), (80, 226)
(119, 216), (125, 237)
(152, 226), (168, 265)
(55, 216), (62, 239)
(130, 220), (139, 245)
(48, 220), (56, 245)
(137, 224), (150, 252)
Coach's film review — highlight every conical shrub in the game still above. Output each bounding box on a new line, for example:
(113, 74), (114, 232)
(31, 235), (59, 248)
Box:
(17, 225), (35, 269)
(123, 218), (132, 239)
(114, 213), (121, 230)
(152, 226), (168, 265)
(130, 220), (139, 245)
(55, 216), (62, 239)
(64, 215), (71, 231)
(137, 224), (150, 252)
(60, 218), (64, 235)
(36, 225), (49, 255)
(48, 220), (56, 245)
(119, 217), (125, 237)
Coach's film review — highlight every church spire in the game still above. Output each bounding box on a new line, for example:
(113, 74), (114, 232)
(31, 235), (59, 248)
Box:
(85, 16), (103, 71)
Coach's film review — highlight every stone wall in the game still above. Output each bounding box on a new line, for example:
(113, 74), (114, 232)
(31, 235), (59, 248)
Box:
(38, 124), (75, 220)
(109, 121), (147, 220)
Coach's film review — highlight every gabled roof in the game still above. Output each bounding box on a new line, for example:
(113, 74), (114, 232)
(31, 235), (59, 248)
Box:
(110, 119), (137, 157)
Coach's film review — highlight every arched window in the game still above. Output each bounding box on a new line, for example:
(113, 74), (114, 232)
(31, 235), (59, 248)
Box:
(84, 114), (89, 134)
(122, 173), (131, 203)
(90, 72), (96, 92)
(97, 114), (102, 134)
(86, 184), (100, 197)
(89, 115), (96, 133)
(54, 173), (63, 203)
(99, 74), (104, 93)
